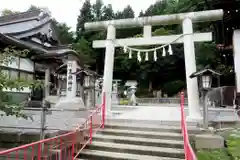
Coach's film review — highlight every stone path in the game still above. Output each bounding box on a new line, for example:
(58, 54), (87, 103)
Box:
(111, 105), (240, 122)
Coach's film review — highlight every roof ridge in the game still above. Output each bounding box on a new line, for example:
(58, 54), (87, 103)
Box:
(0, 8), (49, 24)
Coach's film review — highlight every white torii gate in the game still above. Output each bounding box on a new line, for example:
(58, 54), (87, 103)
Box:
(85, 9), (223, 121)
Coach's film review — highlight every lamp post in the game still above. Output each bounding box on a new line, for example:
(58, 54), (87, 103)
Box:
(201, 74), (212, 129)
(84, 74), (90, 107)
(190, 68), (221, 129)
(84, 74), (90, 88)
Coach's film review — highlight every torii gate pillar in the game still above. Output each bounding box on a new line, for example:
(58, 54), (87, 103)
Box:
(85, 9), (223, 121)
(182, 18), (202, 120)
(103, 25), (116, 113)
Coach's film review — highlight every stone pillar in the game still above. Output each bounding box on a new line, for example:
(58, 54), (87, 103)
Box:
(103, 25), (116, 112)
(143, 25), (152, 38)
(233, 30), (240, 107)
(44, 68), (50, 97)
(55, 59), (85, 110)
(86, 90), (92, 108)
(182, 18), (202, 121)
(66, 60), (77, 98)
(233, 30), (240, 93)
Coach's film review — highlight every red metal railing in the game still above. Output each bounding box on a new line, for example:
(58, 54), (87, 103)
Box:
(0, 92), (106, 160)
(180, 92), (197, 160)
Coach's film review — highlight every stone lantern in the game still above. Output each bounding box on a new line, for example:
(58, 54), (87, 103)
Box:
(190, 68), (222, 128)
(82, 69), (98, 108)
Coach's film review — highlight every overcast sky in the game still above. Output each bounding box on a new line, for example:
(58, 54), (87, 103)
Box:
(0, 0), (158, 31)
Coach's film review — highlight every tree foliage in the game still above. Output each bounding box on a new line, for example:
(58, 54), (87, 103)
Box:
(54, 21), (74, 45)
(0, 9), (20, 16)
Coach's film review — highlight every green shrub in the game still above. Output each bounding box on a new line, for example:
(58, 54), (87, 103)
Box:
(197, 149), (230, 160)
(120, 99), (129, 105)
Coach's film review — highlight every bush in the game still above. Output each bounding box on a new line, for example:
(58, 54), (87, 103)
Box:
(197, 149), (230, 160)
(120, 99), (129, 105)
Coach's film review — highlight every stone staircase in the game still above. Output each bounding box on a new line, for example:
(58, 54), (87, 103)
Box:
(78, 119), (201, 159)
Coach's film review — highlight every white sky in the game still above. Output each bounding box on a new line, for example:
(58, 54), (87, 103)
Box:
(0, 0), (158, 31)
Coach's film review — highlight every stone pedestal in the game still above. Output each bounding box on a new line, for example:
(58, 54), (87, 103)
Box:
(86, 90), (93, 108)
(112, 92), (119, 105)
(55, 60), (85, 110)
(195, 134), (224, 149)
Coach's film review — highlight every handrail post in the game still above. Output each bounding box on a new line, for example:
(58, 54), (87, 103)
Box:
(180, 91), (197, 160)
(90, 116), (93, 144)
(37, 143), (41, 160)
(101, 92), (106, 128)
(71, 133), (75, 160)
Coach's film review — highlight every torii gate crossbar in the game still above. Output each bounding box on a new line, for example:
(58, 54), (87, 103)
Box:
(84, 9), (223, 121)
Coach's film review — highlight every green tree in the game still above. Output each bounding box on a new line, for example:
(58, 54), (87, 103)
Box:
(1, 9), (20, 16)
(54, 21), (74, 44)
(115, 5), (135, 19)
(27, 5), (40, 11)
(72, 37), (95, 65)
(102, 4), (115, 20)
(92, 0), (104, 21)
(76, 0), (93, 38)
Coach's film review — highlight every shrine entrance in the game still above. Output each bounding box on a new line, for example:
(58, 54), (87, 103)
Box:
(85, 9), (224, 121)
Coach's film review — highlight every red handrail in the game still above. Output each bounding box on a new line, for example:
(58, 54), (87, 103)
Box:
(101, 92), (106, 129)
(0, 92), (107, 160)
(180, 92), (197, 160)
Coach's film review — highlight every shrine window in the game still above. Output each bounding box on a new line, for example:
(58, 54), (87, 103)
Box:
(27, 74), (33, 81)
(0, 68), (34, 81)
(9, 70), (18, 80)
(1, 69), (9, 78)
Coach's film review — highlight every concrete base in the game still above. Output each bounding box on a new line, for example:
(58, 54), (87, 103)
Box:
(186, 115), (203, 123)
(112, 92), (119, 105)
(55, 97), (85, 110)
(195, 134), (224, 149)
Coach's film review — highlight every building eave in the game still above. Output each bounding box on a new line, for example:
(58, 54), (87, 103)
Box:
(0, 33), (81, 65)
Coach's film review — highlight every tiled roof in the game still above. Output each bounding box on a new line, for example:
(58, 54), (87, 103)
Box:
(0, 9), (47, 25)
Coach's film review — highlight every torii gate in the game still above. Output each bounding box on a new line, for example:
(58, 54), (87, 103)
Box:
(85, 9), (223, 121)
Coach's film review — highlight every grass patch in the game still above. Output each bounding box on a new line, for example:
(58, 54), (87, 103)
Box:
(197, 149), (230, 160)
(196, 129), (240, 160)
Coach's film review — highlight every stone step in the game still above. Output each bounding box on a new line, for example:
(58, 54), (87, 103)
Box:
(106, 118), (198, 127)
(79, 149), (185, 160)
(104, 122), (202, 134)
(92, 134), (184, 148)
(86, 141), (185, 159)
(45, 96), (59, 104)
(97, 128), (183, 140)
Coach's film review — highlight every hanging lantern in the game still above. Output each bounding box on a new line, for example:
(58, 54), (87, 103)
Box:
(124, 46), (127, 53)
(145, 52), (149, 61)
(129, 50), (132, 59)
(154, 50), (157, 61)
(137, 51), (142, 62)
(168, 44), (173, 55)
(162, 47), (166, 57)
